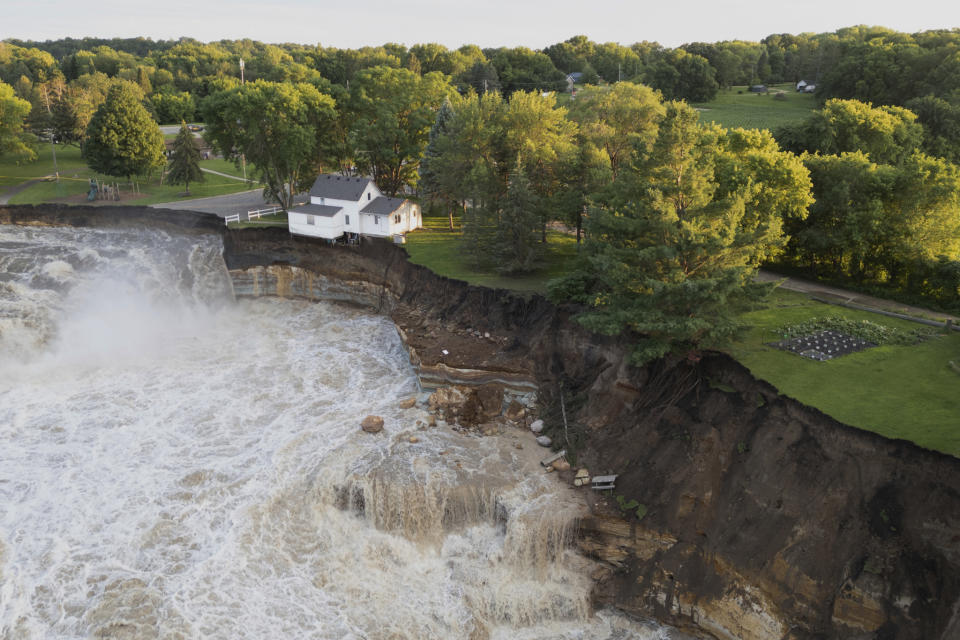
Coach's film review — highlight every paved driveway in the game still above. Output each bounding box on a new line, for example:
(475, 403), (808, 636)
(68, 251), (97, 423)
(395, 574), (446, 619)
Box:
(150, 189), (276, 218)
(758, 269), (958, 323)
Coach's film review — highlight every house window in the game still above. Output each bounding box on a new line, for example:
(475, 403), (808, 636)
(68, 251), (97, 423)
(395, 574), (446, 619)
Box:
(374, 216), (380, 225)
(306, 215), (315, 225)
(394, 214), (400, 224)
(345, 215), (350, 225)
(368, 193), (371, 200)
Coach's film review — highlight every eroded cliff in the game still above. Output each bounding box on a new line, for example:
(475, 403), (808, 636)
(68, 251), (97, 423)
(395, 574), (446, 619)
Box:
(3, 205), (959, 640)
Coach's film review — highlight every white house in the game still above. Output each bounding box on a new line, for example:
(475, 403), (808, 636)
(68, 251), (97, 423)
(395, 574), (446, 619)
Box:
(287, 174), (422, 242)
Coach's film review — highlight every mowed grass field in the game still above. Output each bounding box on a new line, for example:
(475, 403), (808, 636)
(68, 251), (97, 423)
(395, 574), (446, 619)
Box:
(726, 289), (960, 456)
(0, 143), (89, 189)
(556, 82), (815, 132)
(0, 144), (253, 206)
(404, 212), (579, 294)
(692, 83), (817, 131)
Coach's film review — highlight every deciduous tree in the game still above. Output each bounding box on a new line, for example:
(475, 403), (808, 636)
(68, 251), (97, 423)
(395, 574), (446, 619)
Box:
(82, 81), (164, 178)
(776, 98), (924, 165)
(0, 80), (35, 162)
(201, 80), (336, 209)
(348, 66), (454, 196)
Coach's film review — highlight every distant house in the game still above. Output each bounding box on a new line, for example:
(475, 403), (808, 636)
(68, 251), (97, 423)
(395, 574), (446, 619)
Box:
(565, 72), (583, 92)
(750, 84), (768, 93)
(796, 80), (808, 92)
(803, 84), (816, 93)
(287, 174), (422, 242)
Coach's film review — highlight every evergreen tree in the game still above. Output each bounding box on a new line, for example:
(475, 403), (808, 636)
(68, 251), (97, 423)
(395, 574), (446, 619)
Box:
(550, 102), (795, 364)
(83, 81), (164, 179)
(493, 167), (540, 274)
(418, 98), (458, 229)
(459, 61), (501, 94)
(166, 121), (204, 195)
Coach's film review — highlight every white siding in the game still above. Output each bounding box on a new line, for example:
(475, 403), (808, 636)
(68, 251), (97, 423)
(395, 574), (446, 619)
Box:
(287, 178), (423, 241)
(288, 210), (345, 240)
(386, 202), (422, 236)
(361, 212), (389, 237)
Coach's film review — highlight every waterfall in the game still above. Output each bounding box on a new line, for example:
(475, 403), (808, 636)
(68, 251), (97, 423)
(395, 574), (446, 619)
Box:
(0, 224), (682, 639)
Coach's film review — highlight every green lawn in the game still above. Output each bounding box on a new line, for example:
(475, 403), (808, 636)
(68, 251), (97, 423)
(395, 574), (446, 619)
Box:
(0, 144), (90, 188)
(692, 84), (817, 131)
(726, 289), (960, 456)
(404, 213), (579, 294)
(200, 158), (248, 179)
(2, 145), (254, 206)
(228, 212), (288, 229)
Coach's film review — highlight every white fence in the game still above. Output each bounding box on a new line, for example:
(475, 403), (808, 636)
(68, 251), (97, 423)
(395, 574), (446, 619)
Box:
(247, 206), (282, 220)
(224, 206), (283, 226)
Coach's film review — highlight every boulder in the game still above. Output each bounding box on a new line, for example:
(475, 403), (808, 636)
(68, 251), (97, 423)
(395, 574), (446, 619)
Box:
(504, 401), (526, 422)
(428, 386), (470, 413)
(530, 419), (544, 434)
(398, 397), (417, 409)
(551, 459), (571, 472)
(536, 435), (552, 447)
(360, 415), (384, 433)
(460, 383), (504, 426)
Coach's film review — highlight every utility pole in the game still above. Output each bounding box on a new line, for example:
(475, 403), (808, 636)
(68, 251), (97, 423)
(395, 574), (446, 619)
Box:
(239, 58), (247, 184)
(42, 86), (58, 180)
(483, 78), (487, 93)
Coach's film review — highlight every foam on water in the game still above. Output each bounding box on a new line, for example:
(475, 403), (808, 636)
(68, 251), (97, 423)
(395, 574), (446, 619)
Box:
(0, 225), (683, 639)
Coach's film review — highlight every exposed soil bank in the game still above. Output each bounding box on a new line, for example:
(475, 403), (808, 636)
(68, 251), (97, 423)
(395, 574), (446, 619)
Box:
(4, 205), (959, 640)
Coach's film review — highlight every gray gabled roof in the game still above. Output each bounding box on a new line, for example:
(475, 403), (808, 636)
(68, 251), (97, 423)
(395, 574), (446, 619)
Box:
(289, 203), (342, 217)
(360, 196), (405, 216)
(309, 174), (373, 201)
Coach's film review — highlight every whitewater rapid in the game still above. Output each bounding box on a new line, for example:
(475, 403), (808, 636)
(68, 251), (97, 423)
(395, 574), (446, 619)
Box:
(0, 225), (680, 639)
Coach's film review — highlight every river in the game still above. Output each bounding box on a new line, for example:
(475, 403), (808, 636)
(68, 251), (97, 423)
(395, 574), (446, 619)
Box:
(0, 225), (681, 639)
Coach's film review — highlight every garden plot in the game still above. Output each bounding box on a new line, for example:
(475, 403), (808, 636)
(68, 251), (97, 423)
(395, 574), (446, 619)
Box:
(770, 329), (876, 361)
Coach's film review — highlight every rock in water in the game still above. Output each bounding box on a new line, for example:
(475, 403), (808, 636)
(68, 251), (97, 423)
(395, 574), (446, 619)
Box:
(360, 415), (384, 433)
(398, 397), (417, 409)
(573, 468), (590, 486)
(530, 419), (544, 433)
(536, 435), (552, 447)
